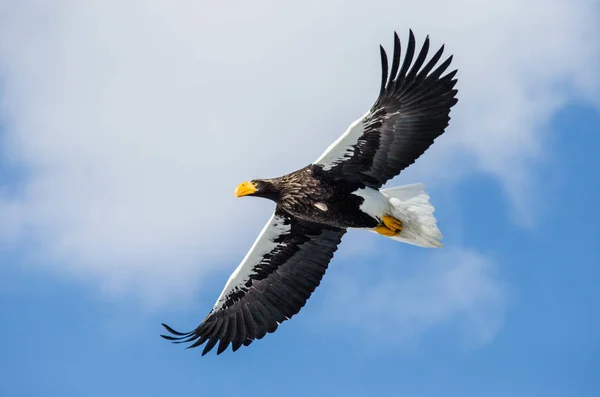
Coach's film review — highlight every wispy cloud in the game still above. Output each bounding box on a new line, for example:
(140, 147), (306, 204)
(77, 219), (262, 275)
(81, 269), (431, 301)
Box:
(0, 0), (598, 297)
(318, 247), (507, 349)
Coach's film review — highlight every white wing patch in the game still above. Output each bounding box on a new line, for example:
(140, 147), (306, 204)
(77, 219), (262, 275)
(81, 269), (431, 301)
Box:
(213, 213), (291, 309)
(313, 111), (369, 170)
(314, 202), (328, 211)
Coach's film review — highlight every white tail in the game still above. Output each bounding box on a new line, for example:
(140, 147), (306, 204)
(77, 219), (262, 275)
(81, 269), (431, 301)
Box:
(378, 183), (443, 248)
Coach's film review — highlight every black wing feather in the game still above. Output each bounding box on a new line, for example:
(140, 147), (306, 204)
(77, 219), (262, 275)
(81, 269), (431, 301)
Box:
(378, 46), (389, 98)
(386, 33), (401, 93)
(395, 30), (416, 91)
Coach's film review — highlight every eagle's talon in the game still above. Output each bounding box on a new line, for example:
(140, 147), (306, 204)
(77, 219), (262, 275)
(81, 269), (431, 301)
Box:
(373, 224), (400, 237)
(381, 215), (403, 233)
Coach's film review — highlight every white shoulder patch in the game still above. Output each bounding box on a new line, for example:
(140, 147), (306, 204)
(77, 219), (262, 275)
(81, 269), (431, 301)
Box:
(314, 202), (328, 211)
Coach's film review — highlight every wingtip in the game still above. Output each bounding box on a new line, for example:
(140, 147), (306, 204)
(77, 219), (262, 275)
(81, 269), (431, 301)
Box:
(161, 322), (194, 337)
(393, 32), (401, 50)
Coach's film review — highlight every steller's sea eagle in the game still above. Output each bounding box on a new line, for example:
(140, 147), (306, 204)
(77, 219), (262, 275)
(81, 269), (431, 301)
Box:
(161, 30), (458, 355)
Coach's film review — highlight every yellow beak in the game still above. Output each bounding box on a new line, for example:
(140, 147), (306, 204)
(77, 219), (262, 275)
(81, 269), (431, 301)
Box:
(235, 181), (258, 197)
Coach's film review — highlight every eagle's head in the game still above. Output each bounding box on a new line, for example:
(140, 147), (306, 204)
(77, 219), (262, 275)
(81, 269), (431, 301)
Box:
(234, 179), (280, 201)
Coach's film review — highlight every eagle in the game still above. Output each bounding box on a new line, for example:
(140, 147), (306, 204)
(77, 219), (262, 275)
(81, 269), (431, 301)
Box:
(161, 30), (458, 355)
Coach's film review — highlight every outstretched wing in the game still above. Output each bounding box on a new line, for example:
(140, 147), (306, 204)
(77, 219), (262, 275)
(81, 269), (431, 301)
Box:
(161, 209), (346, 355)
(314, 30), (459, 188)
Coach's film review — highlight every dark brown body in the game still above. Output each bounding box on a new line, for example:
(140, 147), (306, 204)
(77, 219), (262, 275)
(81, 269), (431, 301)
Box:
(253, 165), (379, 229)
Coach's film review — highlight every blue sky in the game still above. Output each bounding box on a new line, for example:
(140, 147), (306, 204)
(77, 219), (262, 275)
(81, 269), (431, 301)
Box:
(1, 1), (600, 396)
(1, 104), (598, 396)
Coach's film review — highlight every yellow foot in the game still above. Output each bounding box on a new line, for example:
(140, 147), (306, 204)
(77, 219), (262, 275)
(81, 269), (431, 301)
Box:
(382, 215), (403, 233)
(381, 215), (402, 233)
(373, 225), (399, 236)
(373, 215), (403, 237)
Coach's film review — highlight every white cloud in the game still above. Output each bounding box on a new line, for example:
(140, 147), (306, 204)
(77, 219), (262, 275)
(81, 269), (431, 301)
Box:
(318, 247), (507, 349)
(0, 0), (598, 298)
